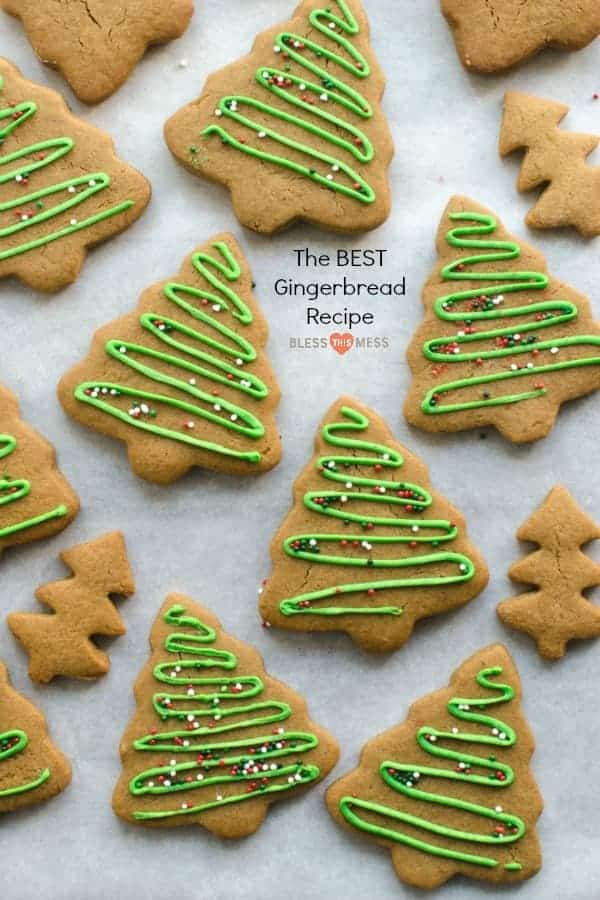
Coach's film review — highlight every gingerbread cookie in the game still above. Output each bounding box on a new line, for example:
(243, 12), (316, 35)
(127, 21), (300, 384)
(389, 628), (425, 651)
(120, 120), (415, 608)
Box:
(259, 396), (488, 653)
(164, 0), (393, 235)
(327, 644), (543, 889)
(0, 661), (71, 814)
(59, 234), (281, 483)
(8, 531), (135, 682)
(1, 1), (194, 104)
(0, 58), (150, 292)
(498, 486), (600, 660)
(0, 384), (78, 558)
(404, 195), (600, 443)
(112, 595), (339, 837)
(500, 91), (600, 238)
(441, 0), (600, 73)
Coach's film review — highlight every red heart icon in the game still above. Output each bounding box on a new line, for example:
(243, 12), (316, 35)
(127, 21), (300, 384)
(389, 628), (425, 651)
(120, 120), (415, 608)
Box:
(329, 332), (354, 355)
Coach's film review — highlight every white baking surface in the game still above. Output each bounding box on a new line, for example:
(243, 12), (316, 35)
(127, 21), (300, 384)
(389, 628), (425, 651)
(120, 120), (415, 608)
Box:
(1, 2), (599, 898)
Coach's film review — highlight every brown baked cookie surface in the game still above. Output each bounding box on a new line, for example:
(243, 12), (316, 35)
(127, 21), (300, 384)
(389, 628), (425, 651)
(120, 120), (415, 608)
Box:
(0, 58), (150, 292)
(0, 660), (71, 814)
(500, 91), (600, 238)
(404, 195), (600, 443)
(58, 233), (282, 484)
(441, 0), (600, 73)
(327, 644), (543, 889)
(112, 594), (339, 838)
(164, 0), (393, 235)
(8, 531), (135, 682)
(0, 384), (79, 558)
(1, 0), (194, 104)
(259, 396), (488, 653)
(498, 486), (600, 660)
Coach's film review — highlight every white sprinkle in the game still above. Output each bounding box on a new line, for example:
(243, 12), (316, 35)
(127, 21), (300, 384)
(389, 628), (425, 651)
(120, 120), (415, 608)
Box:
(110, 389), (118, 396)
(492, 728), (499, 735)
(20, 214), (28, 222)
(68, 185), (77, 194)
(332, 164), (339, 172)
(236, 358), (243, 366)
(320, 92), (328, 101)
(510, 364), (518, 371)
(459, 563), (467, 572)
(550, 346), (559, 354)
(15, 174), (23, 183)
(341, 495), (348, 503)
(178, 58), (189, 68)
(326, 174), (334, 181)
(140, 403), (149, 414)
(329, 21), (336, 28)
(412, 525), (419, 533)
(197, 773), (204, 781)
(287, 777), (295, 784)
(181, 803), (189, 810)
(514, 333), (521, 340)
(273, 45), (281, 53)
(258, 131), (267, 138)
(452, 727), (459, 734)
(499, 732), (507, 741)
(230, 414), (238, 422)
(101, 388), (108, 395)
(413, 772), (420, 780)
(345, 482), (353, 489)
(88, 179), (96, 187)
(216, 794), (223, 801)
(70, 218), (78, 226)
(189, 378), (197, 385)
(164, 779), (171, 787)
(215, 109), (223, 117)
(212, 304), (221, 312)
(495, 805), (503, 813)
(148, 781), (154, 788)
(309, 539), (317, 547)
(299, 83), (307, 91)
(527, 363), (534, 369)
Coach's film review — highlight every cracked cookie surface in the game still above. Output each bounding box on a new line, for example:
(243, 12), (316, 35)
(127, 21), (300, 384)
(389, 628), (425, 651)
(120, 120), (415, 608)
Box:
(1, 0), (194, 103)
(441, 0), (600, 73)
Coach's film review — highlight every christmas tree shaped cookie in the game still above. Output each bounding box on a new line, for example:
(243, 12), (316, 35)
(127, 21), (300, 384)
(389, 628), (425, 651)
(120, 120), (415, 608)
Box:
(58, 234), (281, 484)
(404, 196), (600, 443)
(112, 595), (339, 837)
(327, 644), (543, 889)
(0, 384), (79, 559)
(259, 396), (488, 653)
(0, 660), (71, 814)
(0, 58), (150, 292)
(500, 91), (600, 238)
(498, 486), (600, 660)
(164, 0), (393, 234)
(8, 531), (135, 682)
(1, 1), (194, 104)
(441, 0), (600, 74)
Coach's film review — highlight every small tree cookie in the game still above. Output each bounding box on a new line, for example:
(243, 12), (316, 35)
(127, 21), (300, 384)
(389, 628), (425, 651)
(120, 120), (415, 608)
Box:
(165, 0), (393, 234)
(0, 661), (71, 814)
(327, 644), (543, 889)
(259, 396), (488, 653)
(498, 486), (600, 660)
(0, 384), (79, 559)
(113, 595), (339, 838)
(8, 531), (135, 682)
(500, 91), (600, 238)
(404, 195), (600, 443)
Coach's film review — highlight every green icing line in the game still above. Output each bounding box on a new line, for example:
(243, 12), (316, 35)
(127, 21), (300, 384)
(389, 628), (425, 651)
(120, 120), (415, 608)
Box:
(74, 241), (272, 465)
(130, 604), (321, 820)
(0, 729), (50, 797)
(0, 78), (134, 261)
(421, 211), (600, 415)
(0, 434), (68, 539)
(201, 1), (376, 203)
(279, 405), (475, 618)
(340, 665), (526, 872)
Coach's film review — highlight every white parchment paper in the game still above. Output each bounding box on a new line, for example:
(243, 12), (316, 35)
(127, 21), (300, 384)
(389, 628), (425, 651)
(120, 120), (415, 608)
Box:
(1, 2), (599, 898)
